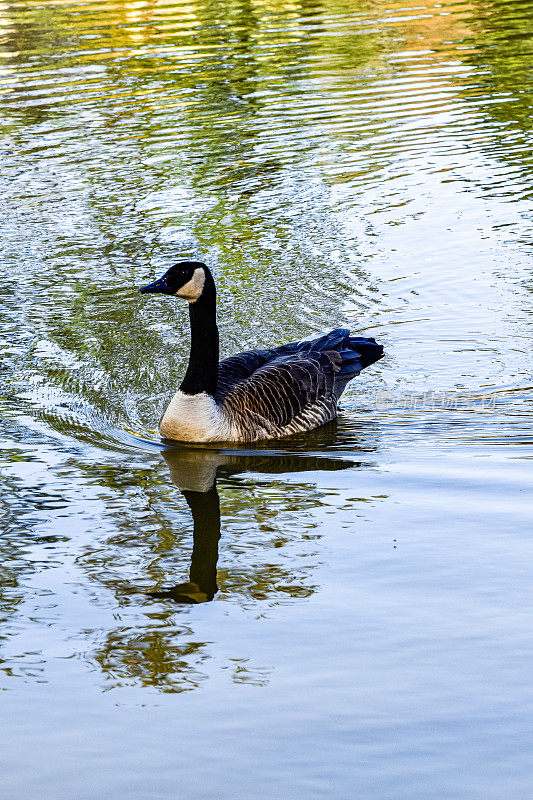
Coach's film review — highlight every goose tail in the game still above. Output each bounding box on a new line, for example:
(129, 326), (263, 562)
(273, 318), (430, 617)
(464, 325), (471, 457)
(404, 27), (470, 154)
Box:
(331, 333), (384, 398)
(345, 335), (384, 370)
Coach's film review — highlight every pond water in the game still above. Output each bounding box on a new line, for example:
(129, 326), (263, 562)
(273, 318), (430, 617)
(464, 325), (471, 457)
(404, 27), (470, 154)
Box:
(1, 0), (532, 797)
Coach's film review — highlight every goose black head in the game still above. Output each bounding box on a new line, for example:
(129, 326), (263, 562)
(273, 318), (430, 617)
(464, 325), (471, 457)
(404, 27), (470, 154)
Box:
(139, 261), (211, 303)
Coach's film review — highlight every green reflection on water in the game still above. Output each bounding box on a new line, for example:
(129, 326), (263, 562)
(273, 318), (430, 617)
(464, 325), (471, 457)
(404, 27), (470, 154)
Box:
(0, 0), (531, 700)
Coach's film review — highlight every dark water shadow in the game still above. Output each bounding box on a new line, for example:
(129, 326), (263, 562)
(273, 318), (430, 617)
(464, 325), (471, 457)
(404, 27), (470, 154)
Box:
(148, 422), (362, 604)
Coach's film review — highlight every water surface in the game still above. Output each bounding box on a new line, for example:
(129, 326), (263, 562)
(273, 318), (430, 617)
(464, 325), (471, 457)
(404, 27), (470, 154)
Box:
(1, 0), (532, 797)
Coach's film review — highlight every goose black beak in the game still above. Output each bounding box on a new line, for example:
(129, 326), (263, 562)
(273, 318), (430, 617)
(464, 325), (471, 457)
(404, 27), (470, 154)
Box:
(139, 277), (169, 294)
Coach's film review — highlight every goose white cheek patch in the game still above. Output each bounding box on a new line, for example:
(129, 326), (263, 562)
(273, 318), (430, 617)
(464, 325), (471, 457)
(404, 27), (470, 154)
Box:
(176, 268), (206, 301)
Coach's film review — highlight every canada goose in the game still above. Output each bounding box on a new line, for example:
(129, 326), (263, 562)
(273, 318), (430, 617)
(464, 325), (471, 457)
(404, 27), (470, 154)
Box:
(139, 261), (383, 443)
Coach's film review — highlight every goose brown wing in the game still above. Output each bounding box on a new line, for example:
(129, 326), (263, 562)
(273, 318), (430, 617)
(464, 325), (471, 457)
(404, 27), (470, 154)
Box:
(216, 330), (347, 404)
(216, 328), (383, 411)
(217, 349), (273, 404)
(221, 352), (337, 430)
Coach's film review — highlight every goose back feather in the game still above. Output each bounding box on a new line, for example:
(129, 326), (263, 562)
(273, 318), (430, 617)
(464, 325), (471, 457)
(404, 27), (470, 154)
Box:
(217, 329), (383, 440)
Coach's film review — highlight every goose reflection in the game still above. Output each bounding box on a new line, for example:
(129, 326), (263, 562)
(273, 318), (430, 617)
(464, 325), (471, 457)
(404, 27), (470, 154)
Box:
(149, 423), (361, 604)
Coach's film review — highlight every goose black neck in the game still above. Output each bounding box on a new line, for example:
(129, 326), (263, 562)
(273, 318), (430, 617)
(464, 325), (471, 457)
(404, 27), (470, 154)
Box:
(184, 486), (221, 601)
(179, 278), (219, 398)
